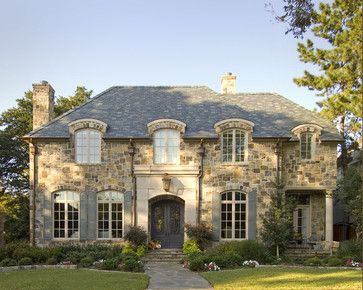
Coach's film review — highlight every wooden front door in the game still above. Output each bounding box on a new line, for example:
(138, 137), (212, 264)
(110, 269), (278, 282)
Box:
(151, 199), (184, 248)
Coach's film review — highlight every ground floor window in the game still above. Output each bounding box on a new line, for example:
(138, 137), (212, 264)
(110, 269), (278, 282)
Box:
(97, 191), (123, 239)
(53, 191), (80, 239)
(221, 191), (247, 239)
(292, 194), (311, 240)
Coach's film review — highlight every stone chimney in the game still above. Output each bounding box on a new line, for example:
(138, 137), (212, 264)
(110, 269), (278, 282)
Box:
(32, 81), (55, 130)
(221, 72), (236, 94)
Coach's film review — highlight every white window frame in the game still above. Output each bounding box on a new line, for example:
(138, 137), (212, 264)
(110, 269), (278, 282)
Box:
(221, 129), (248, 163)
(96, 191), (124, 240)
(220, 191), (248, 240)
(300, 132), (316, 160)
(153, 129), (180, 165)
(52, 191), (80, 240)
(75, 129), (101, 164)
(293, 205), (311, 240)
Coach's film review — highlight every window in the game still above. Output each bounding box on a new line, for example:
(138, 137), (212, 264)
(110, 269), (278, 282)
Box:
(154, 129), (180, 164)
(53, 191), (79, 239)
(75, 129), (101, 164)
(221, 191), (247, 239)
(300, 133), (314, 160)
(97, 191), (123, 239)
(222, 129), (246, 162)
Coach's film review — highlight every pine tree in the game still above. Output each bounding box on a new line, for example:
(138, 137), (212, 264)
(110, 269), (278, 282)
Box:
(293, 0), (362, 169)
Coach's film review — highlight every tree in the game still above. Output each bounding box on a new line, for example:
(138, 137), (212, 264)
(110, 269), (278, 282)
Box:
(0, 85), (92, 242)
(266, 0), (316, 38)
(335, 167), (363, 240)
(261, 180), (296, 258)
(293, 0), (362, 170)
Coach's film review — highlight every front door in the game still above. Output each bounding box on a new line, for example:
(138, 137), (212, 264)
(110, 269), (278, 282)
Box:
(151, 200), (184, 248)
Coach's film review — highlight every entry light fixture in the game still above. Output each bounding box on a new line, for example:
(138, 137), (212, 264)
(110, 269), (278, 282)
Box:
(162, 173), (171, 192)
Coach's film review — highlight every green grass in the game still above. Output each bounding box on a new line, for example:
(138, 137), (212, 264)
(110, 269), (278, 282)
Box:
(0, 269), (149, 290)
(200, 267), (362, 290)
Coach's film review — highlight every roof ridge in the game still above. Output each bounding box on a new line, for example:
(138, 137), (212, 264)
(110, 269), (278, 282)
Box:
(25, 86), (117, 137)
(111, 85), (211, 88)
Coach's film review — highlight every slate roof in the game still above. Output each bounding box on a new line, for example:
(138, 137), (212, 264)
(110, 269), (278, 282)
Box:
(25, 86), (341, 141)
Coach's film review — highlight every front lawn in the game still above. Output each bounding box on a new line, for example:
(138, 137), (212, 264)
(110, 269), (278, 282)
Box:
(0, 269), (149, 290)
(200, 267), (362, 290)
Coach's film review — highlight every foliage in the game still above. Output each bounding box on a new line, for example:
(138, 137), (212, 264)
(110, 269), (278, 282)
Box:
(185, 223), (213, 249)
(293, 0), (362, 166)
(18, 257), (32, 266)
(79, 256), (95, 268)
(188, 254), (205, 271)
(266, 0), (316, 37)
(0, 86), (92, 243)
(182, 239), (201, 256)
(213, 240), (271, 264)
(260, 181), (295, 257)
(325, 257), (343, 267)
(122, 257), (144, 272)
(0, 269), (149, 290)
(337, 240), (362, 261)
(45, 257), (58, 265)
(136, 244), (147, 257)
(124, 226), (148, 248)
(335, 167), (363, 239)
(201, 267), (362, 289)
(303, 256), (322, 266)
(0, 258), (17, 267)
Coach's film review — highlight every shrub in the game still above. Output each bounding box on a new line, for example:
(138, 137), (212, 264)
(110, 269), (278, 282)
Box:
(214, 240), (270, 263)
(18, 257), (33, 266)
(326, 257), (343, 267)
(66, 251), (84, 264)
(0, 258), (17, 267)
(303, 256), (322, 266)
(206, 252), (241, 268)
(188, 255), (205, 271)
(46, 257), (58, 265)
(185, 223), (212, 249)
(122, 242), (135, 255)
(183, 239), (201, 256)
(124, 226), (147, 248)
(80, 256), (94, 268)
(123, 258), (143, 272)
(136, 244), (147, 257)
(337, 240), (362, 261)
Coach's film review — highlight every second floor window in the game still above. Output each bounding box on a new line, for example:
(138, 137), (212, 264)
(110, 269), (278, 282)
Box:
(222, 129), (246, 162)
(75, 129), (101, 164)
(154, 129), (180, 164)
(300, 133), (313, 160)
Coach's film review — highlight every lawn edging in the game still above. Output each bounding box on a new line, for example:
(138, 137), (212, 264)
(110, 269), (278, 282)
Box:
(0, 264), (77, 273)
(256, 264), (362, 271)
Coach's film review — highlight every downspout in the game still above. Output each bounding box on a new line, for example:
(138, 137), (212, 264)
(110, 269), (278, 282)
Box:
(128, 139), (136, 226)
(197, 139), (205, 224)
(274, 139), (282, 185)
(29, 139), (37, 246)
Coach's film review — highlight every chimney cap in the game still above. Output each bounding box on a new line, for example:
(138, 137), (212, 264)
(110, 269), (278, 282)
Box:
(41, 80), (48, 85)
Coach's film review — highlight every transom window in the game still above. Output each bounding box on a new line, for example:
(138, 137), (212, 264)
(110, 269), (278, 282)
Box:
(221, 191), (247, 239)
(75, 129), (101, 164)
(97, 191), (123, 239)
(154, 129), (180, 164)
(53, 191), (79, 239)
(300, 133), (313, 160)
(222, 129), (246, 162)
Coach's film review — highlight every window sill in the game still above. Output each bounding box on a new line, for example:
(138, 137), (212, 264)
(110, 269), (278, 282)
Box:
(219, 162), (248, 166)
(220, 238), (248, 241)
(76, 162), (102, 166)
(52, 238), (80, 241)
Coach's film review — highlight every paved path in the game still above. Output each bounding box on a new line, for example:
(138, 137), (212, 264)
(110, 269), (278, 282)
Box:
(145, 262), (213, 290)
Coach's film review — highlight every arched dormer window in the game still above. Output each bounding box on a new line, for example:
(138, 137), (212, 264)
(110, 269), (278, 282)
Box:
(68, 119), (107, 164)
(214, 119), (254, 163)
(291, 124), (322, 161)
(147, 119), (186, 165)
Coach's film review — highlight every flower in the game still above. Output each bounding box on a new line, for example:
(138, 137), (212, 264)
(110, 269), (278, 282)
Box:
(242, 260), (259, 267)
(204, 262), (220, 271)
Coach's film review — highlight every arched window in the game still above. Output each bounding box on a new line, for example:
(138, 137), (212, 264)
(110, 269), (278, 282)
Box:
(221, 191), (247, 239)
(97, 191), (124, 239)
(75, 129), (101, 164)
(154, 129), (180, 164)
(300, 132), (314, 160)
(222, 129), (247, 162)
(53, 191), (80, 239)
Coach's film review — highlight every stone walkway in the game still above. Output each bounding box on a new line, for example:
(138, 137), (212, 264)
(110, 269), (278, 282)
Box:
(145, 262), (214, 290)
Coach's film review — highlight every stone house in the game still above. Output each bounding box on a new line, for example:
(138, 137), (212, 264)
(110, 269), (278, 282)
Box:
(24, 74), (341, 248)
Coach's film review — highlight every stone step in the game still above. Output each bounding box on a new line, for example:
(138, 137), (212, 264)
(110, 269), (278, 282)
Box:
(143, 249), (185, 263)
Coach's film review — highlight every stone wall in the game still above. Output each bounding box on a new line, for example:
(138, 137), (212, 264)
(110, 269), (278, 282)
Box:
(32, 136), (337, 245)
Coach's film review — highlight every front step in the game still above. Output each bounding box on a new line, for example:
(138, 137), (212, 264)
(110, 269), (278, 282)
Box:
(143, 249), (185, 263)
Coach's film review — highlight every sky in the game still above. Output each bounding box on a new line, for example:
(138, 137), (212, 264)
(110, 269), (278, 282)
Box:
(0, 0), (325, 113)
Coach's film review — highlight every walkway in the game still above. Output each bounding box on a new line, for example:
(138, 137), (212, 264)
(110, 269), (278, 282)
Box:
(145, 262), (213, 290)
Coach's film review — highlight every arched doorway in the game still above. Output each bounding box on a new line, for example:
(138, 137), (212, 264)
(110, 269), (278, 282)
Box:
(149, 195), (185, 248)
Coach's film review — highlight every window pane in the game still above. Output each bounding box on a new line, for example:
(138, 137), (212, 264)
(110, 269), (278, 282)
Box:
(75, 129), (101, 164)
